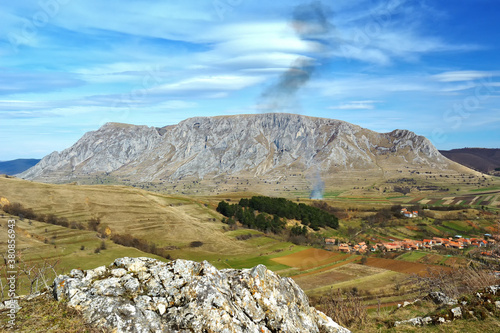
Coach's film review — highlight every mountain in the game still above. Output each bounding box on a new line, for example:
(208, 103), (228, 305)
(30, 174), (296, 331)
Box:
(19, 113), (477, 194)
(439, 148), (500, 174)
(0, 158), (41, 175)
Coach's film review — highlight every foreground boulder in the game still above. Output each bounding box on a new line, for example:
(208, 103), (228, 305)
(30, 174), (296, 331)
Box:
(53, 257), (350, 333)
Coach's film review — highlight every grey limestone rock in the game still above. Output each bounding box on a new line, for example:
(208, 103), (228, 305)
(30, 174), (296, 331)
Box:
(53, 257), (350, 333)
(427, 291), (458, 306)
(19, 113), (462, 184)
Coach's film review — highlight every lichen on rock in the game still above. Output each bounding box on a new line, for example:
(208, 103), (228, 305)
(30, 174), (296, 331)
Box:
(53, 257), (350, 333)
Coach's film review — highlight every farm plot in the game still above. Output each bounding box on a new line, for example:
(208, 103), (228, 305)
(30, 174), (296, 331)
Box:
(364, 257), (452, 275)
(293, 270), (353, 291)
(292, 262), (390, 292)
(271, 248), (342, 269)
(417, 254), (447, 265)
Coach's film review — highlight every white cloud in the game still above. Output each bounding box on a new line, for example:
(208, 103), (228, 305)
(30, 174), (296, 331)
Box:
(328, 100), (380, 110)
(432, 71), (498, 82)
(153, 75), (265, 94)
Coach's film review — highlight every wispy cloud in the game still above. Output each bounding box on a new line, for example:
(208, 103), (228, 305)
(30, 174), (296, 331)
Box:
(432, 71), (498, 82)
(0, 1), (499, 159)
(328, 100), (380, 110)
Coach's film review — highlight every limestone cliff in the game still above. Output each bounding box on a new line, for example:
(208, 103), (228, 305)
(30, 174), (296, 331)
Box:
(19, 113), (469, 187)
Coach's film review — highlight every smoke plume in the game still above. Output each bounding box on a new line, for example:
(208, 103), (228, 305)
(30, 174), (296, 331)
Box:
(259, 1), (334, 112)
(309, 169), (325, 200)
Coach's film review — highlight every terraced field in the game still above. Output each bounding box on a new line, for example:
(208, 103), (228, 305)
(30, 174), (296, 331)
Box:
(0, 177), (282, 261)
(0, 213), (165, 295)
(411, 191), (500, 209)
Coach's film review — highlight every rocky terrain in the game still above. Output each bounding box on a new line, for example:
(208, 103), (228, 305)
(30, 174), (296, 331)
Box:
(19, 113), (476, 193)
(394, 286), (500, 328)
(52, 257), (349, 333)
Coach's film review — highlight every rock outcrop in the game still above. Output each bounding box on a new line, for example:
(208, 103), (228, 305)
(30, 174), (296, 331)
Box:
(53, 257), (350, 333)
(394, 286), (500, 328)
(19, 113), (470, 186)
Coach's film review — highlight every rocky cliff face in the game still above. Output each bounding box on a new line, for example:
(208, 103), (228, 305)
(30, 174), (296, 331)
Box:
(19, 113), (466, 186)
(53, 257), (350, 333)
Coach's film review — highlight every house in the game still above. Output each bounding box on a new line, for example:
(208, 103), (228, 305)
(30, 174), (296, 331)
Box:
(325, 238), (336, 245)
(400, 208), (418, 218)
(449, 241), (463, 249)
(460, 238), (471, 247)
(383, 243), (401, 252)
(338, 243), (351, 253)
(432, 237), (443, 246)
(357, 242), (368, 253)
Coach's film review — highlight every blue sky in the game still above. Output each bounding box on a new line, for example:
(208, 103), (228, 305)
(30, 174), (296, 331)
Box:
(1, 0), (499, 160)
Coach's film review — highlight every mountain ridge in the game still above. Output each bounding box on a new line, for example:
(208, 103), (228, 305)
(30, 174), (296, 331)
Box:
(18, 113), (479, 194)
(439, 148), (500, 175)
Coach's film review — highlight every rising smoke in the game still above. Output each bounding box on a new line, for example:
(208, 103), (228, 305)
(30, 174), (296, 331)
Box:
(259, 1), (334, 112)
(309, 169), (325, 200)
(258, 2), (335, 199)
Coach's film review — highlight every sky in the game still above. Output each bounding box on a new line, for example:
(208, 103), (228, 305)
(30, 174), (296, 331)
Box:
(1, 0), (499, 160)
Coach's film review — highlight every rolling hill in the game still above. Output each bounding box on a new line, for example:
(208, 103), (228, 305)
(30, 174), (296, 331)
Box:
(439, 148), (500, 174)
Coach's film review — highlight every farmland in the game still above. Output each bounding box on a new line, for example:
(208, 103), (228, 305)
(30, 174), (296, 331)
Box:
(1, 174), (500, 332)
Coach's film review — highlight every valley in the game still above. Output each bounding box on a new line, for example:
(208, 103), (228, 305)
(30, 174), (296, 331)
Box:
(1, 173), (499, 332)
(2, 114), (500, 331)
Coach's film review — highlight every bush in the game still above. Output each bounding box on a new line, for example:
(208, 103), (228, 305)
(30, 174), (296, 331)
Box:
(189, 241), (203, 248)
(312, 289), (367, 328)
(88, 217), (101, 231)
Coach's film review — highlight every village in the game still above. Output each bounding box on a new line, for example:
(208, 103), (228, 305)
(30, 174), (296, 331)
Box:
(326, 235), (496, 254)
(325, 208), (499, 255)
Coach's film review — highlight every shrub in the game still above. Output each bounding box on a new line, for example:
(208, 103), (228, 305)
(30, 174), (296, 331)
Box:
(189, 241), (203, 248)
(313, 289), (367, 328)
(88, 217), (101, 231)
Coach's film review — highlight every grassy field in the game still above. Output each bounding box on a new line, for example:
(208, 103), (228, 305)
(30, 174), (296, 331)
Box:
(0, 213), (167, 296)
(0, 176), (299, 264)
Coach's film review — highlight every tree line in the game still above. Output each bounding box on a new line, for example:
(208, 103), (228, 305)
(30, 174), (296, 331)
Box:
(217, 196), (339, 232)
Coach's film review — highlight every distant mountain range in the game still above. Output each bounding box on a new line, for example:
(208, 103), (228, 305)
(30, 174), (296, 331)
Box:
(17, 113), (477, 195)
(439, 148), (500, 174)
(0, 159), (41, 175)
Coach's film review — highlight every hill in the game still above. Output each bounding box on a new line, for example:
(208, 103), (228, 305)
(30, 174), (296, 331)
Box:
(0, 158), (40, 175)
(0, 176), (305, 269)
(18, 113), (479, 196)
(439, 148), (500, 175)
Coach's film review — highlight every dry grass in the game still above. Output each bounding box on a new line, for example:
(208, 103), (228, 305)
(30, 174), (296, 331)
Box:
(313, 289), (367, 329)
(271, 248), (341, 269)
(0, 292), (109, 333)
(364, 257), (453, 275)
(0, 177), (279, 260)
(409, 267), (500, 299)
